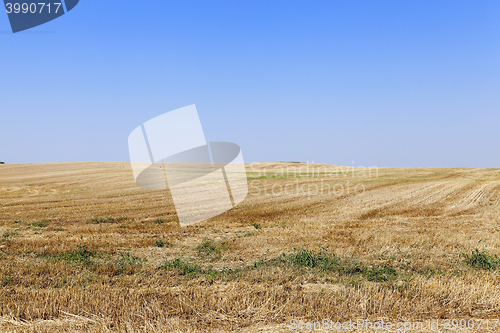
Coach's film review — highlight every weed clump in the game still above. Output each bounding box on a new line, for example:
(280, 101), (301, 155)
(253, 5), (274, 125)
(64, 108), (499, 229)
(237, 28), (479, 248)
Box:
(153, 239), (170, 248)
(196, 239), (225, 260)
(161, 258), (204, 276)
(251, 222), (261, 229)
(88, 217), (126, 224)
(160, 248), (398, 283)
(2, 229), (18, 238)
(29, 220), (50, 228)
(159, 258), (224, 283)
(113, 252), (143, 275)
(460, 248), (500, 270)
(364, 266), (398, 282)
(285, 248), (398, 282)
(56, 245), (96, 265)
(1, 272), (14, 287)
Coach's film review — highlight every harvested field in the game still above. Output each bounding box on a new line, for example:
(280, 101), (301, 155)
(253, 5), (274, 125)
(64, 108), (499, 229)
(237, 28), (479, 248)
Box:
(0, 162), (499, 332)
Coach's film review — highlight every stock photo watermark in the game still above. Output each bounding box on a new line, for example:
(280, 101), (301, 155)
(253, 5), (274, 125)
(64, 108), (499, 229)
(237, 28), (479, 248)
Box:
(248, 163), (378, 199)
(3, 0), (79, 33)
(128, 104), (248, 227)
(128, 105), (378, 226)
(290, 318), (499, 331)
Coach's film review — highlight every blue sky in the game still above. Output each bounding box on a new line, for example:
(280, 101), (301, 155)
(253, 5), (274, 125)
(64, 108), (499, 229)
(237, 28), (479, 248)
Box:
(1, 0), (499, 167)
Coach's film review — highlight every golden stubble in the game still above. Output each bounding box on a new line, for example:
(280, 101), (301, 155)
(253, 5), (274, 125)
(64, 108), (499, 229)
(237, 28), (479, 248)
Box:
(0, 162), (499, 332)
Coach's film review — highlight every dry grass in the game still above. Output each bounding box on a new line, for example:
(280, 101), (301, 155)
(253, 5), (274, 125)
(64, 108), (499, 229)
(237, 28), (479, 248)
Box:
(0, 162), (500, 332)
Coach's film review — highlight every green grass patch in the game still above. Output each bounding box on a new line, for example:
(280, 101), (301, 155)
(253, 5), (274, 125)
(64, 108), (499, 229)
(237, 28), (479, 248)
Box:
(460, 248), (500, 270)
(112, 252), (143, 274)
(1, 272), (13, 287)
(160, 248), (399, 283)
(2, 229), (18, 238)
(278, 248), (398, 282)
(161, 258), (205, 276)
(416, 266), (444, 278)
(196, 239), (225, 259)
(88, 217), (126, 224)
(159, 258), (237, 283)
(152, 239), (170, 248)
(251, 222), (262, 229)
(364, 266), (398, 282)
(55, 245), (96, 265)
(29, 220), (50, 228)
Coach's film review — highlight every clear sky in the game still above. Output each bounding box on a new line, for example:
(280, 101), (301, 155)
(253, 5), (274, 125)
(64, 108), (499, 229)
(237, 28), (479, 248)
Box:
(1, 1), (499, 167)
